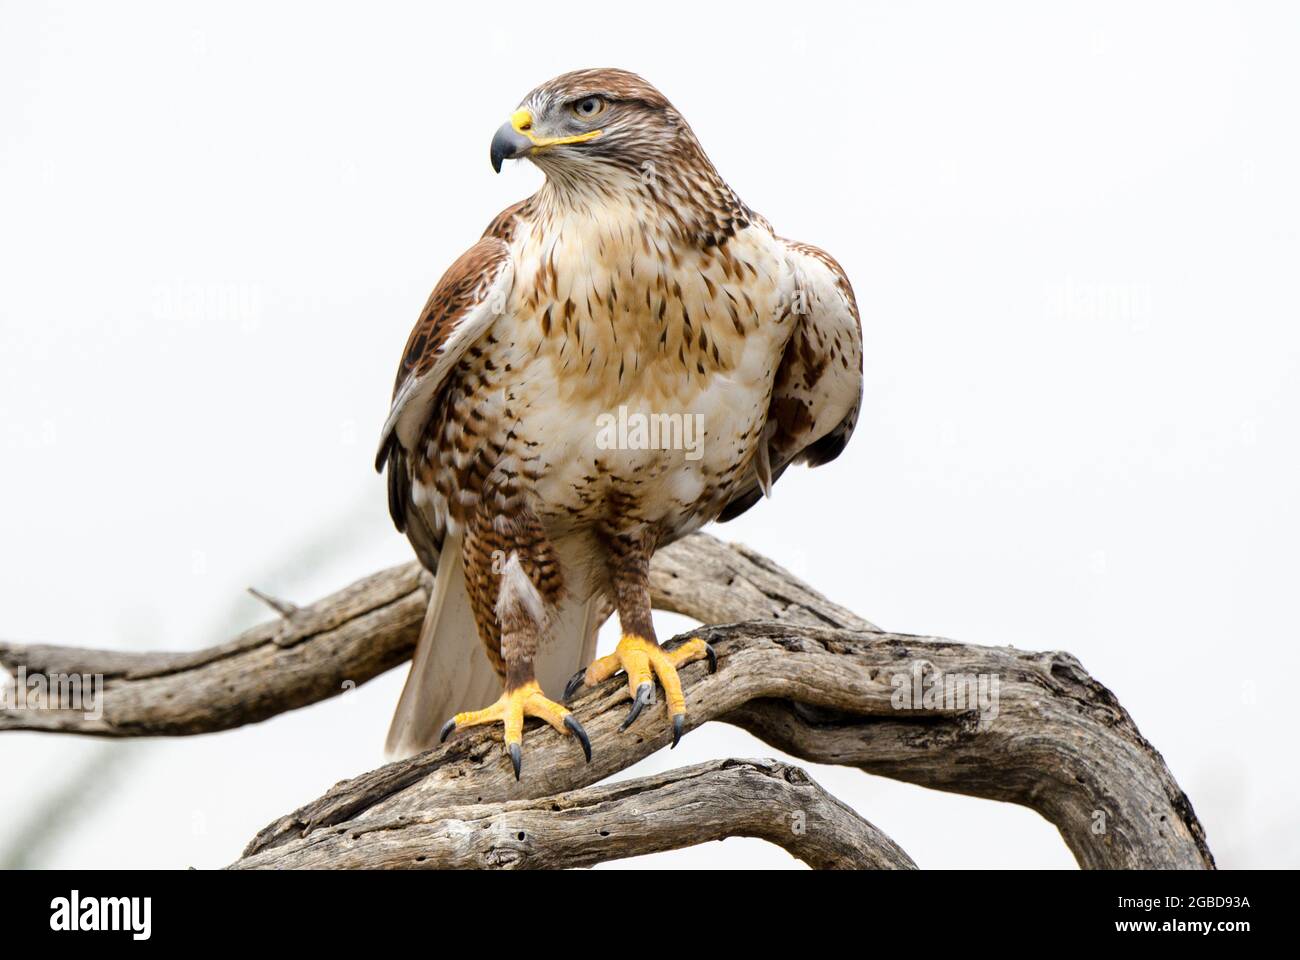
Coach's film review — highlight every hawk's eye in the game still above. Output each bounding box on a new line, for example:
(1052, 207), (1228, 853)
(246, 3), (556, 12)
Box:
(571, 96), (606, 120)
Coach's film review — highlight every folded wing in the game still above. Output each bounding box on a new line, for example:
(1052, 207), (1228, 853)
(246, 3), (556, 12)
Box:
(719, 239), (863, 522)
(376, 237), (514, 567)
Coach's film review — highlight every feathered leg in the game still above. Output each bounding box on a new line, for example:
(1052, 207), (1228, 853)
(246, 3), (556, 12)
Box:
(565, 530), (715, 747)
(439, 506), (590, 779)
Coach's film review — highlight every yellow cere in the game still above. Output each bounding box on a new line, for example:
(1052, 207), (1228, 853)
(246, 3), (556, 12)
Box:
(510, 107), (603, 149)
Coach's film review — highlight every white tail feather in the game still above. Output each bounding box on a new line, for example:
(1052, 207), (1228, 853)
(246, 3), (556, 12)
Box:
(384, 534), (496, 760)
(384, 533), (606, 760)
(536, 583), (604, 699)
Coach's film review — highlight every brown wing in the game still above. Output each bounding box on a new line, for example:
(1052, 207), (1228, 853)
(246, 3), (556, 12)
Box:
(718, 239), (863, 522)
(376, 236), (513, 566)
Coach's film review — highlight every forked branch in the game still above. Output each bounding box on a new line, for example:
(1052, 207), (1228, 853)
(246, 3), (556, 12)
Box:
(0, 534), (1213, 870)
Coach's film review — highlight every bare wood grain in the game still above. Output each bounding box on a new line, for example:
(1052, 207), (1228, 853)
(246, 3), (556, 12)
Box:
(229, 758), (915, 870)
(1, 533), (1213, 869)
(241, 618), (1211, 869)
(0, 535), (856, 736)
(0, 563), (430, 735)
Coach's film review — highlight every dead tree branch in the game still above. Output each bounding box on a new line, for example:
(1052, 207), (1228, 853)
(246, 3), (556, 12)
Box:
(0, 563), (429, 736)
(1, 533), (1213, 869)
(229, 758), (915, 870)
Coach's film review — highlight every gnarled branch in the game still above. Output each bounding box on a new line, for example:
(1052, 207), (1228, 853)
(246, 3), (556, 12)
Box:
(1, 533), (1213, 869)
(229, 758), (915, 870)
(0, 535), (865, 737)
(0, 563), (430, 736)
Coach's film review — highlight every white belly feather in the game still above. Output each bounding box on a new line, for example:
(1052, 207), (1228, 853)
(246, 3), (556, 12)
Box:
(498, 201), (795, 533)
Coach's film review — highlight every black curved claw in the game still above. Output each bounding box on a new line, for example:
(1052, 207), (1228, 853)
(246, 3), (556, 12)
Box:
(670, 713), (685, 749)
(620, 682), (653, 731)
(705, 643), (718, 673)
(509, 742), (522, 781)
(564, 714), (592, 763)
(563, 668), (587, 702)
(438, 718), (456, 743)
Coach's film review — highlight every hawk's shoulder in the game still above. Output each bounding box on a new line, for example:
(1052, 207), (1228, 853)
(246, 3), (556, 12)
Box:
(389, 237), (511, 400)
(376, 233), (514, 553)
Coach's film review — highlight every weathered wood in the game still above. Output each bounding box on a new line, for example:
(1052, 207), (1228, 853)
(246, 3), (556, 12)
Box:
(1, 533), (1213, 869)
(240, 619), (1211, 869)
(229, 758), (915, 870)
(0, 563), (430, 735)
(0, 535), (855, 736)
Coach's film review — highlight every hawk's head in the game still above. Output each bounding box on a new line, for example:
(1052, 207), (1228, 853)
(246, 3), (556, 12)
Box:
(489, 69), (685, 179)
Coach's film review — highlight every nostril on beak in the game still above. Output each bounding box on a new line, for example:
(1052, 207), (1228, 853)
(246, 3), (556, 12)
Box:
(510, 109), (534, 136)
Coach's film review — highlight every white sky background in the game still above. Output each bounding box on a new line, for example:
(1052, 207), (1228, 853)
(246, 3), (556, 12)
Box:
(1, 0), (1297, 869)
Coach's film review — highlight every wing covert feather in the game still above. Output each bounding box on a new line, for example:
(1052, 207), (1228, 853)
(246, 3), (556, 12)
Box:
(376, 237), (513, 554)
(376, 237), (513, 471)
(718, 239), (863, 522)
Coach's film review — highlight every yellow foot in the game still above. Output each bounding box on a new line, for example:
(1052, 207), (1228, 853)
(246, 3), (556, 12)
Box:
(564, 634), (717, 747)
(439, 680), (591, 780)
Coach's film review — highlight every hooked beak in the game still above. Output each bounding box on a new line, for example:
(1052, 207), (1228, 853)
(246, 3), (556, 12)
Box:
(489, 108), (604, 173)
(490, 121), (533, 173)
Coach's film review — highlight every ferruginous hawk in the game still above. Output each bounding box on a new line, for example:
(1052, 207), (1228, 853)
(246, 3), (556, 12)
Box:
(378, 69), (862, 777)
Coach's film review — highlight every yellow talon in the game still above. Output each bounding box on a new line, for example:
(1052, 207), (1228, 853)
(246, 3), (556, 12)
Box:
(439, 680), (591, 779)
(572, 634), (716, 746)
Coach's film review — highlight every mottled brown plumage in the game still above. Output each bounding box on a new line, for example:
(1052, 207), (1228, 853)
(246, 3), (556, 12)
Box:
(379, 69), (862, 770)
